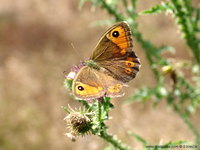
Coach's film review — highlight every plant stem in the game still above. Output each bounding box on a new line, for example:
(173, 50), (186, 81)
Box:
(96, 98), (132, 150)
(100, 131), (133, 150)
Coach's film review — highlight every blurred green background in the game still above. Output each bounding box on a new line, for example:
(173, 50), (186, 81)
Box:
(0, 0), (199, 150)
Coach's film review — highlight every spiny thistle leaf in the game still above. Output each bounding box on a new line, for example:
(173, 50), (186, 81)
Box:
(141, 2), (173, 15)
(157, 46), (175, 54)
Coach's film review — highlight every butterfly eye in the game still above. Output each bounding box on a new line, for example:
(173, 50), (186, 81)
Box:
(112, 31), (119, 37)
(77, 86), (84, 91)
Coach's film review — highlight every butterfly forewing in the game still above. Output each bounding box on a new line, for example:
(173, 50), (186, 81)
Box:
(90, 22), (133, 61)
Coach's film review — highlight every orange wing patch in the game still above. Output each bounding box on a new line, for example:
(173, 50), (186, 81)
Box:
(75, 82), (103, 96)
(107, 84), (123, 93)
(106, 26), (128, 49)
(126, 57), (134, 62)
(120, 49), (126, 55)
(125, 68), (132, 74)
(125, 61), (135, 67)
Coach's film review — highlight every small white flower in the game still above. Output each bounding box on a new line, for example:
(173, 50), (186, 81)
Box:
(67, 72), (76, 80)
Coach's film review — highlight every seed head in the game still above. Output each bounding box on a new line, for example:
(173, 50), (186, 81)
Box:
(64, 105), (94, 141)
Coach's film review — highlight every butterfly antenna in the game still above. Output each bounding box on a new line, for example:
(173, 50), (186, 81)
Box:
(70, 42), (84, 62)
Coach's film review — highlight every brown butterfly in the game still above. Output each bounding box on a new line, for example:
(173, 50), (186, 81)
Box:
(70, 21), (140, 100)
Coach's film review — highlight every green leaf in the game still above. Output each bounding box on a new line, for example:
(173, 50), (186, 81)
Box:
(157, 46), (176, 54)
(128, 131), (149, 146)
(124, 87), (155, 103)
(64, 78), (73, 91)
(141, 2), (172, 15)
(61, 106), (70, 113)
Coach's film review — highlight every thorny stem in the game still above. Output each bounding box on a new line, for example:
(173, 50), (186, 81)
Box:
(81, 99), (132, 150)
(98, 99), (102, 123)
(100, 0), (124, 21)
(100, 131), (133, 150)
(170, 0), (200, 65)
(97, 98), (132, 150)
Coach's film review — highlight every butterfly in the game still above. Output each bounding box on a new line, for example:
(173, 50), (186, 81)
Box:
(67, 21), (140, 100)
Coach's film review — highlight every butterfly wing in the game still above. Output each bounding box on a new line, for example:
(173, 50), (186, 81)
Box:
(72, 66), (105, 100)
(98, 51), (140, 83)
(90, 21), (133, 61)
(91, 21), (140, 83)
(72, 66), (125, 100)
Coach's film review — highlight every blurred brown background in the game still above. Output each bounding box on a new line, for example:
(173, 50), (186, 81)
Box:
(0, 0), (199, 150)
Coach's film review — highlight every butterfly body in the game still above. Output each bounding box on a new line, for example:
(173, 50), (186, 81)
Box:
(84, 60), (100, 70)
(69, 22), (140, 100)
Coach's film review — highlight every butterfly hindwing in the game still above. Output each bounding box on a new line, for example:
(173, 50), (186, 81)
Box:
(72, 66), (125, 100)
(98, 51), (140, 83)
(72, 66), (105, 100)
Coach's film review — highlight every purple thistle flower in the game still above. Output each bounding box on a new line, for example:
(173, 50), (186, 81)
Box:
(72, 65), (80, 73)
(79, 61), (85, 68)
(66, 61), (86, 80)
(71, 61), (85, 73)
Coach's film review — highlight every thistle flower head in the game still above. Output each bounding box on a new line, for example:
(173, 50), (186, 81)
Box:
(71, 61), (85, 73)
(64, 105), (94, 141)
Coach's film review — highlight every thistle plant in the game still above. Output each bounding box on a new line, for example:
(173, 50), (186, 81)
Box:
(64, 69), (133, 149)
(142, 0), (200, 64)
(63, 0), (200, 149)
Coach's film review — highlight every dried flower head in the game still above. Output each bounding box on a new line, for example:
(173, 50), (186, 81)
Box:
(64, 105), (94, 141)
